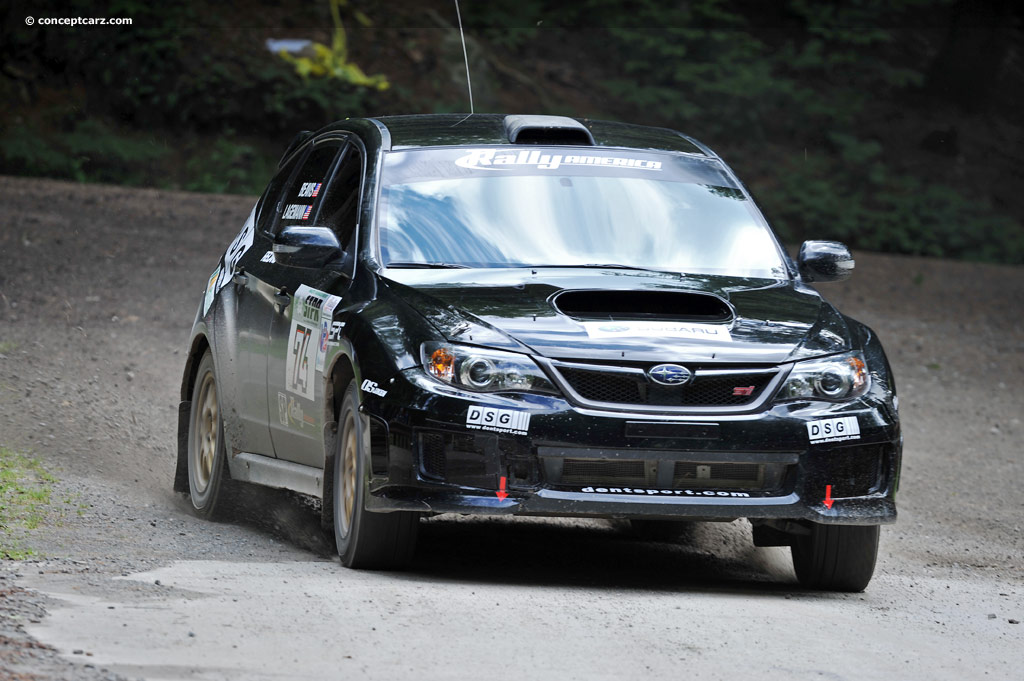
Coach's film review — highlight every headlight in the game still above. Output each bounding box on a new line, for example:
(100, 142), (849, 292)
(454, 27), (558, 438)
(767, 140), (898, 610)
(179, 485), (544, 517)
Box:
(778, 352), (870, 402)
(421, 342), (558, 395)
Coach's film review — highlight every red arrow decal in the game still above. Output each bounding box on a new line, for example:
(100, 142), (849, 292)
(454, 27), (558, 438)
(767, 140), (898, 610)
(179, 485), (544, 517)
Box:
(496, 476), (508, 501)
(823, 484), (834, 509)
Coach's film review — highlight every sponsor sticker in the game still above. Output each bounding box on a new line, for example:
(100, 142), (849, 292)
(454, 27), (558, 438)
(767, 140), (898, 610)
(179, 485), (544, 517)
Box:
(578, 486), (751, 498)
(316, 295), (342, 371)
(203, 265), (220, 317)
(260, 250), (275, 263)
(806, 416), (860, 444)
(582, 321), (732, 342)
(328, 320), (345, 344)
(361, 379), (388, 397)
(279, 392), (314, 429)
(455, 149), (663, 172)
(277, 392), (289, 426)
(215, 206), (255, 292)
(466, 406), (530, 436)
(289, 286), (342, 393)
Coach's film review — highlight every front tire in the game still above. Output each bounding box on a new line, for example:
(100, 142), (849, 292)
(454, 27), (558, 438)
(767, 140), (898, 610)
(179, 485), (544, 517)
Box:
(333, 380), (418, 568)
(187, 351), (228, 517)
(791, 523), (880, 592)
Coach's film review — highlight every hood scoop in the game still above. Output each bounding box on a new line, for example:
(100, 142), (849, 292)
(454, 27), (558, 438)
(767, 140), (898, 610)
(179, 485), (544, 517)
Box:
(552, 289), (734, 323)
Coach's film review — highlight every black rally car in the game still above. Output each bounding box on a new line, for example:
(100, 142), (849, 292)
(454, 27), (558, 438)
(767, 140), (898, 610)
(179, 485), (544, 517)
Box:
(175, 114), (901, 591)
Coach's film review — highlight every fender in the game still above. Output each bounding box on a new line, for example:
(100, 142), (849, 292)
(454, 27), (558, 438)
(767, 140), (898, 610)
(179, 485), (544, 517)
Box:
(174, 307), (215, 494)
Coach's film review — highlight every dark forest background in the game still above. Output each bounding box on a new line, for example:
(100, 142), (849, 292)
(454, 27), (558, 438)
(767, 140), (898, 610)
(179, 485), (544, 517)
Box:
(1, 0), (1021, 263)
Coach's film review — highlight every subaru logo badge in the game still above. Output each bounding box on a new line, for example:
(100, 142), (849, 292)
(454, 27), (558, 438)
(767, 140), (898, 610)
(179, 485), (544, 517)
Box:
(648, 364), (692, 386)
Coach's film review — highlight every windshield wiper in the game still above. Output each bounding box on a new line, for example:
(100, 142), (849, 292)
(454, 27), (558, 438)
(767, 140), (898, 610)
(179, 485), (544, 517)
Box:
(386, 262), (470, 269)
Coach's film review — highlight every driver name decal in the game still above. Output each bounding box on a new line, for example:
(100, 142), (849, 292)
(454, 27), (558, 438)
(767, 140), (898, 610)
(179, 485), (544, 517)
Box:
(282, 204), (312, 220)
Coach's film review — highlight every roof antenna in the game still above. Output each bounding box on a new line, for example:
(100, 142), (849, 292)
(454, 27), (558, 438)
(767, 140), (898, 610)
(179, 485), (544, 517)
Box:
(454, 0), (474, 115)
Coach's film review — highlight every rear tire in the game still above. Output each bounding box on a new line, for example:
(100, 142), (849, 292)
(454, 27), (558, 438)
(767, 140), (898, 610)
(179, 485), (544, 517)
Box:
(791, 523), (879, 592)
(333, 380), (418, 569)
(187, 351), (228, 518)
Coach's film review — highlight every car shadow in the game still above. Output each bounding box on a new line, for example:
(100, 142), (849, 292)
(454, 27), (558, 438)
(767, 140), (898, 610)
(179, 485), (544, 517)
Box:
(400, 515), (800, 595)
(177, 484), (811, 596)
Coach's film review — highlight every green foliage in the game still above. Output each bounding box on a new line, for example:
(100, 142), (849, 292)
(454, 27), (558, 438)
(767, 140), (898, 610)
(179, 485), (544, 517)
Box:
(0, 119), (166, 184)
(563, 0), (1021, 263)
(276, 0), (389, 91)
(183, 138), (279, 195)
(6, 0), (378, 135)
(757, 147), (1024, 263)
(1, 0), (1019, 263)
(1, 447), (56, 560)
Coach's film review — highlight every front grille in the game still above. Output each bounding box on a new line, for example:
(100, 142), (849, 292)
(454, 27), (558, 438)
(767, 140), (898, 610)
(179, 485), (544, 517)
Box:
(826, 446), (884, 497)
(560, 458), (647, 486)
(560, 369), (642, 403)
(557, 364), (776, 408)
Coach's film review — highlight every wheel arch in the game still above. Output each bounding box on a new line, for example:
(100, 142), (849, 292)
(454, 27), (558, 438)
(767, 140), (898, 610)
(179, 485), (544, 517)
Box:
(181, 333), (213, 400)
(321, 350), (356, 532)
(175, 332), (212, 493)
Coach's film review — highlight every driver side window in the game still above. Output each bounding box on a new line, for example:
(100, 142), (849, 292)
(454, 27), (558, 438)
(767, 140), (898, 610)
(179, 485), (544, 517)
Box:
(274, 139), (346, 236)
(314, 143), (363, 250)
(255, 152), (302, 235)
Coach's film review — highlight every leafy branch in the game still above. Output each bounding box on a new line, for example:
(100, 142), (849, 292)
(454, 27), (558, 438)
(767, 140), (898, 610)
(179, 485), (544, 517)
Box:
(276, 0), (389, 91)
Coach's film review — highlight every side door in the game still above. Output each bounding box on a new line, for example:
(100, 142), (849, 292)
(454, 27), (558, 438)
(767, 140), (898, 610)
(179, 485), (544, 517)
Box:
(210, 151), (304, 459)
(264, 137), (361, 468)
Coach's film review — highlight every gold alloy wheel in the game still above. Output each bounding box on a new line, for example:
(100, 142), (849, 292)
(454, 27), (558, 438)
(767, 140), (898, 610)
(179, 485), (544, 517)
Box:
(194, 372), (218, 494)
(340, 411), (358, 536)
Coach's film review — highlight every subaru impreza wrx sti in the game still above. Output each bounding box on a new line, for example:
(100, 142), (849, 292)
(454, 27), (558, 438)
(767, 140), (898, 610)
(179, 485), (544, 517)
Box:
(175, 114), (901, 591)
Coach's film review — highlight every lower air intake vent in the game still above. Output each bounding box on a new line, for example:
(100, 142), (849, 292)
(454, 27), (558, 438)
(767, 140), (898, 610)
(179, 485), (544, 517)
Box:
(419, 433), (446, 480)
(673, 462), (764, 489)
(560, 459), (648, 487)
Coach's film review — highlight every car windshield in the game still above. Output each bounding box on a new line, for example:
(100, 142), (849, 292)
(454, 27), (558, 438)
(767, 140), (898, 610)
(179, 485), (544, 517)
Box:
(377, 147), (787, 278)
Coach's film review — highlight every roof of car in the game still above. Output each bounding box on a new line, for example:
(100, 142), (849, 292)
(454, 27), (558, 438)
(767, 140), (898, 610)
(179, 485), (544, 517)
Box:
(368, 114), (709, 156)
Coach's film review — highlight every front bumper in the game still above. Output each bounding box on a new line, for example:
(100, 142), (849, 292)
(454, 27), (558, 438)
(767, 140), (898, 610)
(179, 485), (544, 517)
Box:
(360, 369), (901, 525)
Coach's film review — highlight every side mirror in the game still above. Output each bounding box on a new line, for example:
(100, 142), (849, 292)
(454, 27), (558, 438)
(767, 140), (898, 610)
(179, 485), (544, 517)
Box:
(273, 226), (343, 268)
(798, 240), (854, 283)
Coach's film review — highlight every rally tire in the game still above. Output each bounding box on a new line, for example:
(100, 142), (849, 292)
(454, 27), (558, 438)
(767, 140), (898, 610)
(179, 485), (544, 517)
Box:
(187, 350), (228, 518)
(791, 523), (879, 592)
(333, 380), (418, 569)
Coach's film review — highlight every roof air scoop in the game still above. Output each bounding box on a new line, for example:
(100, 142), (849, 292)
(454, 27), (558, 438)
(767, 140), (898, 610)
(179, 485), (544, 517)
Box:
(504, 115), (595, 146)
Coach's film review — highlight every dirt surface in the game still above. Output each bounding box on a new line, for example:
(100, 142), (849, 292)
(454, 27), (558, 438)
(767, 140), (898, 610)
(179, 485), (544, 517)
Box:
(0, 175), (1021, 679)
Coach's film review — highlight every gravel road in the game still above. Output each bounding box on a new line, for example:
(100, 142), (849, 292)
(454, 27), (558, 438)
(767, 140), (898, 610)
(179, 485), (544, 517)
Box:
(0, 175), (1021, 680)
